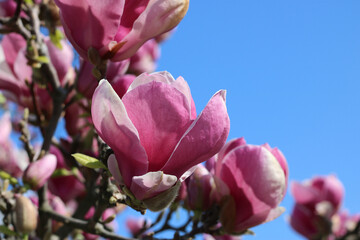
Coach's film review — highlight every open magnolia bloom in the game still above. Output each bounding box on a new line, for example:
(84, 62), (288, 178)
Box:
(54, 0), (189, 62)
(290, 175), (344, 239)
(211, 138), (288, 233)
(91, 71), (230, 211)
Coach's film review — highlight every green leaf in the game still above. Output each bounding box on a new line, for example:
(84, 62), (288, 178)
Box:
(0, 93), (6, 104)
(0, 225), (17, 236)
(50, 29), (64, 49)
(52, 168), (73, 178)
(35, 56), (49, 64)
(72, 153), (107, 169)
(0, 171), (11, 179)
(23, 0), (33, 5)
(0, 171), (18, 185)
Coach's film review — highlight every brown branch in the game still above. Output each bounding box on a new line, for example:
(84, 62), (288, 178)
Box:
(0, 0), (31, 39)
(18, 108), (36, 162)
(41, 208), (135, 240)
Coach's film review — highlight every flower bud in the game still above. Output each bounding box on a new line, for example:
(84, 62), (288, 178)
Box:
(15, 196), (38, 234)
(290, 175), (344, 239)
(23, 154), (57, 190)
(186, 165), (215, 211)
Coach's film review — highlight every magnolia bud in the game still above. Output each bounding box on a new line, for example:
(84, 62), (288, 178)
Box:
(15, 196), (38, 234)
(23, 154), (57, 190)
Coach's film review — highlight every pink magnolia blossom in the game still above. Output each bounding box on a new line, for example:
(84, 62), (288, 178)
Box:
(332, 211), (360, 238)
(290, 175), (344, 240)
(186, 164), (221, 211)
(91, 71), (230, 210)
(129, 39), (160, 74)
(77, 59), (134, 99)
(0, 112), (28, 177)
(54, 0), (189, 62)
(212, 138), (288, 233)
(23, 154), (57, 190)
(0, 33), (74, 115)
(174, 181), (187, 202)
(0, 0), (16, 17)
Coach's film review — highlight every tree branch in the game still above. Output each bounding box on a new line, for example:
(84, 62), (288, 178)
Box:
(41, 209), (135, 240)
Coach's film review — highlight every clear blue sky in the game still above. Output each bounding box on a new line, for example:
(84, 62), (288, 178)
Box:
(153, 1), (360, 239)
(4, 1), (360, 239)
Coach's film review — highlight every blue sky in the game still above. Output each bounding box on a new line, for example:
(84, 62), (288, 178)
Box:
(3, 1), (360, 239)
(153, 1), (360, 239)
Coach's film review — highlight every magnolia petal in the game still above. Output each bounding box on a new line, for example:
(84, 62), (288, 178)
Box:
(215, 138), (247, 176)
(1, 33), (26, 72)
(130, 171), (177, 200)
(111, 0), (189, 61)
(127, 72), (195, 118)
(290, 204), (319, 239)
(54, 0), (124, 59)
(0, 46), (26, 99)
(111, 74), (135, 98)
(161, 90), (230, 179)
(113, 0), (150, 41)
(46, 39), (74, 82)
(233, 206), (285, 233)
(291, 181), (319, 204)
(91, 80), (148, 186)
(122, 80), (191, 171)
(126, 71), (175, 92)
(107, 154), (123, 184)
(107, 59), (130, 80)
(77, 60), (96, 98)
(263, 143), (289, 194)
(222, 145), (286, 208)
(171, 76), (196, 119)
(0, 112), (11, 141)
(23, 154), (57, 190)
(321, 175), (344, 209)
(13, 48), (32, 83)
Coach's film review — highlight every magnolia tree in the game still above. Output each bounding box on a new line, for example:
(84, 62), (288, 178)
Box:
(0, 1), (358, 240)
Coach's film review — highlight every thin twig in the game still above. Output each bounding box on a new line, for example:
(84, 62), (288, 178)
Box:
(41, 209), (135, 240)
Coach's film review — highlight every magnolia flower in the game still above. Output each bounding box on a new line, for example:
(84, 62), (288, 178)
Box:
(332, 211), (360, 238)
(0, 112), (28, 177)
(23, 154), (57, 190)
(91, 71), (230, 211)
(290, 175), (344, 240)
(186, 164), (219, 211)
(212, 138), (288, 233)
(77, 59), (134, 99)
(15, 196), (38, 234)
(0, 0), (15, 17)
(0, 33), (74, 115)
(129, 39), (160, 74)
(54, 0), (189, 61)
